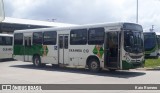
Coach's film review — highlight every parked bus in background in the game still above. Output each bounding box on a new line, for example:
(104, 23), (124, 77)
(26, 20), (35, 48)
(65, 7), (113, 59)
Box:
(144, 32), (159, 58)
(0, 0), (13, 60)
(156, 32), (160, 56)
(0, 34), (13, 59)
(13, 22), (144, 72)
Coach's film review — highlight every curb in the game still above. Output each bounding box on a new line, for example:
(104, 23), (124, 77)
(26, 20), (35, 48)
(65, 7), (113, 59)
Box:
(136, 67), (160, 71)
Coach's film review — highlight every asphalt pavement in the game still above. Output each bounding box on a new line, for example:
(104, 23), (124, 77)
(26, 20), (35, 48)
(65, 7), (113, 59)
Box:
(0, 60), (160, 93)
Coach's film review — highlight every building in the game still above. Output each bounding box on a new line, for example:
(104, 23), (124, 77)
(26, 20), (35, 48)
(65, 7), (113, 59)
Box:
(0, 17), (76, 33)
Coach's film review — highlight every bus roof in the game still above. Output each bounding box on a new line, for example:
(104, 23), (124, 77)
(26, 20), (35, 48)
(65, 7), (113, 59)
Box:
(143, 32), (156, 34)
(0, 33), (13, 37)
(14, 22), (140, 33)
(2, 17), (77, 27)
(143, 31), (160, 36)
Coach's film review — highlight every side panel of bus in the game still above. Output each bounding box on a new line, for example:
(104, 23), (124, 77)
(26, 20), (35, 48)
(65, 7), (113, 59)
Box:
(68, 28), (88, 67)
(55, 28), (105, 68)
(40, 31), (58, 64)
(56, 30), (86, 67)
(67, 28), (105, 68)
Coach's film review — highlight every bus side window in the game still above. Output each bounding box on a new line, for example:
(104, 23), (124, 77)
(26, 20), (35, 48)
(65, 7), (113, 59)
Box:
(25, 39), (27, 47)
(33, 32), (43, 45)
(14, 33), (23, 45)
(0, 36), (3, 45)
(70, 29), (87, 45)
(88, 27), (104, 45)
(64, 36), (68, 49)
(24, 37), (31, 47)
(5, 37), (12, 45)
(59, 36), (63, 49)
(43, 31), (57, 45)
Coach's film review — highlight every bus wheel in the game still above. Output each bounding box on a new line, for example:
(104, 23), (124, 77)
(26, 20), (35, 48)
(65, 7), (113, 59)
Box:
(33, 56), (43, 67)
(88, 59), (100, 72)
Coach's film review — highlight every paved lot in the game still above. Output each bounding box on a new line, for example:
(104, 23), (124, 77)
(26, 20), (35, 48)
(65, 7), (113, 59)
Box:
(0, 60), (160, 93)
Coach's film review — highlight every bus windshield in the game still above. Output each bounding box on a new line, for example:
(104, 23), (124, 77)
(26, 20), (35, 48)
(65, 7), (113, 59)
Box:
(144, 33), (156, 51)
(124, 31), (143, 53)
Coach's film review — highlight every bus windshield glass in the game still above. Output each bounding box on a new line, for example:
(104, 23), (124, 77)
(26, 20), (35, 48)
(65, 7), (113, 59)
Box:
(124, 31), (143, 53)
(144, 33), (156, 51)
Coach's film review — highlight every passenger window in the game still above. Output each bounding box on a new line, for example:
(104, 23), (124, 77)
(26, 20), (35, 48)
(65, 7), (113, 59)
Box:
(14, 33), (23, 45)
(70, 29), (87, 45)
(33, 32), (43, 44)
(59, 36), (63, 49)
(64, 36), (68, 49)
(5, 37), (12, 45)
(43, 31), (57, 45)
(88, 27), (104, 45)
(0, 36), (4, 45)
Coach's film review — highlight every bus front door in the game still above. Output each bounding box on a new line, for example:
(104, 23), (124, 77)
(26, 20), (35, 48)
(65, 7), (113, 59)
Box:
(58, 35), (69, 66)
(24, 37), (32, 62)
(105, 31), (120, 69)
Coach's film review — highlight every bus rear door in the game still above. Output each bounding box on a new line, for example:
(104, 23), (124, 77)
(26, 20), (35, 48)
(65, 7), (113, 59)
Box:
(24, 36), (32, 62)
(58, 34), (69, 66)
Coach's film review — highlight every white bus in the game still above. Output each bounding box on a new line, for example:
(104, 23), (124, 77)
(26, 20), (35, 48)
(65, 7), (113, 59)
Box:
(0, 34), (13, 59)
(13, 22), (144, 72)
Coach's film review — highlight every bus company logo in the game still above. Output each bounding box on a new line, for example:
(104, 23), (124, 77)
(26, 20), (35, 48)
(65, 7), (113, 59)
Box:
(3, 48), (13, 51)
(92, 45), (104, 58)
(69, 49), (82, 52)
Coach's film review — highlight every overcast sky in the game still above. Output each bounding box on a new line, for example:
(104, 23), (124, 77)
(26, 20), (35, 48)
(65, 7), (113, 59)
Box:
(3, 0), (160, 31)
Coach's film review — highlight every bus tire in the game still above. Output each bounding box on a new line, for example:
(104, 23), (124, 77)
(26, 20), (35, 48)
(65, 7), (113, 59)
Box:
(33, 56), (43, 67)
(88, 59), (100, 72)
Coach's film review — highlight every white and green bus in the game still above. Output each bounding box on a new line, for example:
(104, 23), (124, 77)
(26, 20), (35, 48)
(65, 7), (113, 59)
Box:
(0, 34), (13, 59)
(13, 22), (144, 72)
(144, 32), (160, 58)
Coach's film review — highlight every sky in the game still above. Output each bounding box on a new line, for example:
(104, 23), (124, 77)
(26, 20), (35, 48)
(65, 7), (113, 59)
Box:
(3, 0), (160, 31)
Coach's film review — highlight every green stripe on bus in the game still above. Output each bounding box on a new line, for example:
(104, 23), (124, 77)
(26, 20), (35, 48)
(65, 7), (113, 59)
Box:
(122, 60), (144, 70)
(14, 45), (48, 56)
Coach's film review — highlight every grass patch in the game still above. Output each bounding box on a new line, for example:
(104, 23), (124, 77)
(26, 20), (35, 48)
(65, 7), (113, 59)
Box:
(145, 58), (160, 68)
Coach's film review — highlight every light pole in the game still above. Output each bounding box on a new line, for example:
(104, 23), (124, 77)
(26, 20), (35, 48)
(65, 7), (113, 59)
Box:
(0, 0), (5, 22)
(136, 0), (138, 23)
